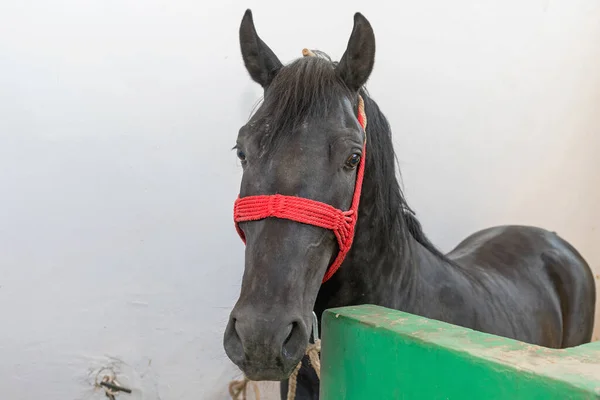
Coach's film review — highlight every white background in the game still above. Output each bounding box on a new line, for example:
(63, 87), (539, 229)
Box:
(1, 0), (598, 399)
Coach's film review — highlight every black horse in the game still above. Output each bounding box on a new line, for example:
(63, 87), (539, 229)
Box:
(223, 10), (596, 399)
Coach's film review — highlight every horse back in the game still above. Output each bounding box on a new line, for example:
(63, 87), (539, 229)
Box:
(447, 225), (596, 348)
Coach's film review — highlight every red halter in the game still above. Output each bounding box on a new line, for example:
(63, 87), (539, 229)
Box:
(234, 96), (367, 283)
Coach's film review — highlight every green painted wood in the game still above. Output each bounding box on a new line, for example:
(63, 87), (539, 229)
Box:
(320, 304), (600, 400)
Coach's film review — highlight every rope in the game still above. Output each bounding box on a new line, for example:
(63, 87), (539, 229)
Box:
(285, 363), (302, 400)
(229, 340), (321, 400)
(228, 376), (261, 400)
(234, 193), (358, 283)
(306, 339), (321, 380)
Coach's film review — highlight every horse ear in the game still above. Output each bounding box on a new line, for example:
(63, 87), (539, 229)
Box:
(239, 9), (283, 88)
(337, 13), (376, 92)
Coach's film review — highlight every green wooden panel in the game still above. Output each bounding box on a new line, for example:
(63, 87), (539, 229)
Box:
(320, 304), (600, 400)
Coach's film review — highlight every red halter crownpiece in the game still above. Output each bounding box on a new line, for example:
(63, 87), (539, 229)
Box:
(234, 95), (367, 283)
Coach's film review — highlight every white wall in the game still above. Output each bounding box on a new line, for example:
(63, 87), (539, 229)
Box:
(0, 0), (598, 399)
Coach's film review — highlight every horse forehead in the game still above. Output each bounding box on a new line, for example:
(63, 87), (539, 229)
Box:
(258, 130), (327, 184)
(271, 130), (328, 167)
(295, 122), (332, 143)
(259, 122), (328, 153)
(294, 110), (358, 141)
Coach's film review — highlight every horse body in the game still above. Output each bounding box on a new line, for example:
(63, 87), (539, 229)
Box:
(317, 223), (594, 348)
(283, 93), (596, 399)
(448, 225), (594, 347)
(223, 10), (596, 400)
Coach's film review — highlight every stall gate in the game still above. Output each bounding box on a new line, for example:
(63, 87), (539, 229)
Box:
(320, 305), (600, 399)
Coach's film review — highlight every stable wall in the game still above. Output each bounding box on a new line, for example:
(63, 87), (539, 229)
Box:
(0, 0), (599, 399)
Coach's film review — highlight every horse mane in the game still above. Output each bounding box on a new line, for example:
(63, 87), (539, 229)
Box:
(358, 87), (455, 265)
(250, 55), (352, 154)
(248, 52), (454, 266)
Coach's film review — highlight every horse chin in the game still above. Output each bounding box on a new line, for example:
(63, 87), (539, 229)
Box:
(243, 366), (295, 382)
(226, 350), (306, 382)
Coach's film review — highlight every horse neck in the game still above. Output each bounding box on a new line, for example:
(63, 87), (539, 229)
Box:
(314, 93), (455, 317)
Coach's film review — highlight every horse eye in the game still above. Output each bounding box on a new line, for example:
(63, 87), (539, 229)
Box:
(237, 149), (246, 162)
(345, 153), (361, 169)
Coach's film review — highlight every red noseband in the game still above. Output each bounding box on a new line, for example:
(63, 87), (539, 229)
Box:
(234, 96), (367, 283)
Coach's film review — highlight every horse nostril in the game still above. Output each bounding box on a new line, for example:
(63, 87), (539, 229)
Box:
(223, 317), (244, 365)
(233, 317), (241, 337)
(283, 322), (294, 346)
(281, 321), (304, 361)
